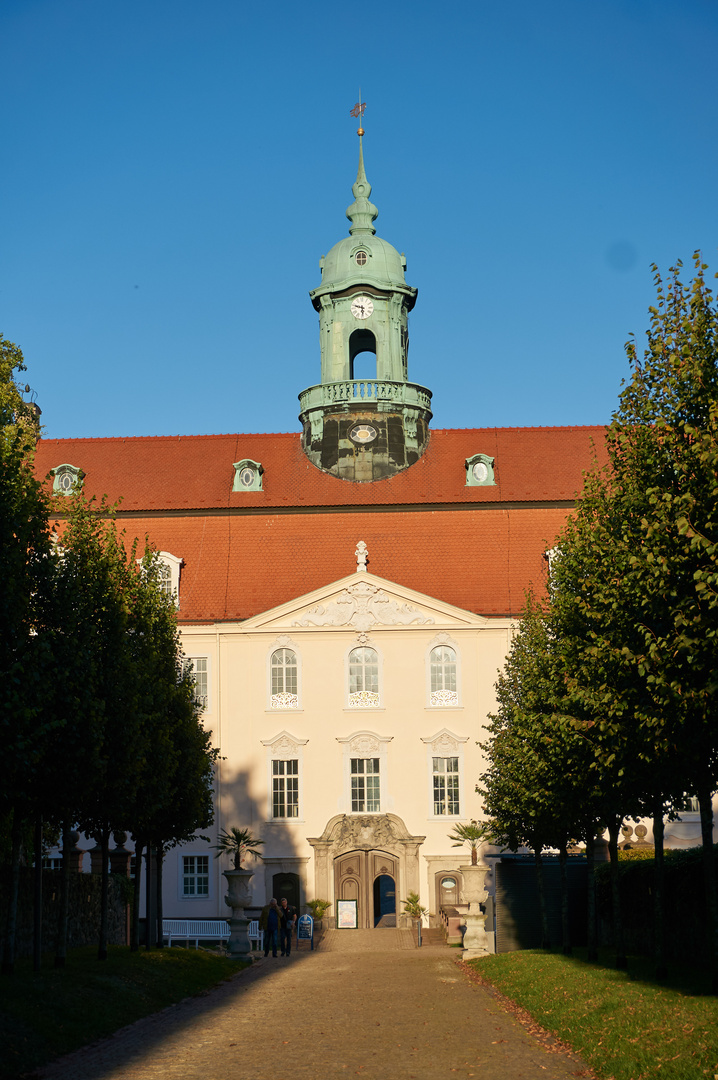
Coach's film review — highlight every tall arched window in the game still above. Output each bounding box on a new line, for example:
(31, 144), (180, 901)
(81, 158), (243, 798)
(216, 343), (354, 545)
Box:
(429, 646), (458, 707)
(348, 647), (379, 708)
(270, 649), (298, 709)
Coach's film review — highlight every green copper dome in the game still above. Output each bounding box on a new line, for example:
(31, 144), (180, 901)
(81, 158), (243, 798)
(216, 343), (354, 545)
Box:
(310, 136), (415, 304)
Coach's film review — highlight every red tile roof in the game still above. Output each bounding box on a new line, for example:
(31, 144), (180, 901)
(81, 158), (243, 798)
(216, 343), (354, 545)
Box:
(35, 426), (607, 620)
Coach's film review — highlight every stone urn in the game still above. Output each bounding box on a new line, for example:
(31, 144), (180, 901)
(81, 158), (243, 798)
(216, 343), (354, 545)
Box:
(460, 862), (492, 960)
(223, 869), (255, 959)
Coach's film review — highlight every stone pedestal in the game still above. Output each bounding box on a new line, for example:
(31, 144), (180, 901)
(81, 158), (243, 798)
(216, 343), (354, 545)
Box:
(460, 863), (491, 960)
(224, 869), (255, 960)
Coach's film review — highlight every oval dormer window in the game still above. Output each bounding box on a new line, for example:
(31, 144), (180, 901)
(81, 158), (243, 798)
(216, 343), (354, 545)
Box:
(355, 251), (368, 267)
(239, 468), (255, 487)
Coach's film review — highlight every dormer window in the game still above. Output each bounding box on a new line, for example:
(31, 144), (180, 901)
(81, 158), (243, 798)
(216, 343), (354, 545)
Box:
(465, 453), (496, 487)
(232, 459), (263, 492)
(156, 552), (182, 607)
(51, 463), (83, 496)
(355, 250), (368, 267)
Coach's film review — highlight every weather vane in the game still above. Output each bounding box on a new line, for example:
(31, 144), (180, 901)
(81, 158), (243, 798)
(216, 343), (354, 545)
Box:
(350, 97), (366, 136)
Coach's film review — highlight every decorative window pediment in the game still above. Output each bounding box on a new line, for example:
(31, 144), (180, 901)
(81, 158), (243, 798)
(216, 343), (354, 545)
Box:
(465, 453), (496, 487)
(51, 463), (84, 496)
(233, 459), (264, 492)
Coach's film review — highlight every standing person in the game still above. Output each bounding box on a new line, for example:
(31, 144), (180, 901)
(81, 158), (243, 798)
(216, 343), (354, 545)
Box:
(279, 897), (297, 956)
(260, 898), (280, 958)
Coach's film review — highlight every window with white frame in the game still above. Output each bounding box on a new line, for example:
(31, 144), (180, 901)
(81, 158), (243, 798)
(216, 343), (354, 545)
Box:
(422, 729), (467, 818)
(351, 757), (381, 812)
(348, 647), (379, 708)
(429, 646), (458, 707)
(186, 657), (208, 710)
(272, 759), (299, 818)
(271, 649), (298, 709)
(261, 731), (308, 821)
(338, 731), (392, 814)
(432, 756), (460, 815)
(139, 551), (182, 607)
(182, 854), (209, 897)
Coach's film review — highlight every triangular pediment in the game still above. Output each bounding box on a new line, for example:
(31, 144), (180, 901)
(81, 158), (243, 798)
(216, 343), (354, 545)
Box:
(239, 572), (488, 633)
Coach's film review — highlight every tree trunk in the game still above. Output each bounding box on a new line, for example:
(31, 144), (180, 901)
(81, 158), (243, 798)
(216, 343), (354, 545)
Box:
(697, 782), (718, 993)
(558, 839), (572, 956)
(533, 843), (550, 950)
(652, 797), (667, 979)
(156, 846), (164, 949)
(33, 816), (43, 973)
(1, 810), (23, 975)
(55, 820), (72, 969)
(98, 827), (110, 961)
(130, 837), (144, 952)
(585, 832), (597, 962)
(607, 817), (627, 969)
(144, 841), (153, 951)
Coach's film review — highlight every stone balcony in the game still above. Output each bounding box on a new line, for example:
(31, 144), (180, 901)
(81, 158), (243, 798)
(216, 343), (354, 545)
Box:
(299, 379), (432, 417)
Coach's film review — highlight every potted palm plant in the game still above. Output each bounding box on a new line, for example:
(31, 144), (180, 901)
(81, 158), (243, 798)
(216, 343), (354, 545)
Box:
(448, 819), (489, 865)
(448, 820), (492, 959)
(214, 828), (264, 958)
(306, 898), (332, 929)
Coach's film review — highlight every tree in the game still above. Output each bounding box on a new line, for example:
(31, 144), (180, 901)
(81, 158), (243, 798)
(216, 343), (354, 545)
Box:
(0, 334), (54, 974)
(610, 256), (718, 985)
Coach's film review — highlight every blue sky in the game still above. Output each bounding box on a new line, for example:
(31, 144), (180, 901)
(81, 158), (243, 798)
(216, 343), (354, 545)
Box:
(2, 0), (717, 440)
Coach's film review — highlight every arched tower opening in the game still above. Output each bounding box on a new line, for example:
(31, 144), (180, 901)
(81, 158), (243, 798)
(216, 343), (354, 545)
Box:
(349, 328), (377, 380)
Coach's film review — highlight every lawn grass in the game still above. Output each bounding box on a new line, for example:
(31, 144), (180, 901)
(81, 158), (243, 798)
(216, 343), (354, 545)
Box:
(0, 945), (245, 1079)
(469, 948), (718, 1080)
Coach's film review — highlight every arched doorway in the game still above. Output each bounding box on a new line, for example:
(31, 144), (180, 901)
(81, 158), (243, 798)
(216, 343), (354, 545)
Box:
(373, 874), (396, 927)
(309, 813), (425, 929)
(334, 849), (399, 929)
(273, 872), (300, 911)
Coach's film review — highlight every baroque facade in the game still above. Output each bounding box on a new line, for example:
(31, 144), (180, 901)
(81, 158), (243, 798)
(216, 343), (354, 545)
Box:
(39, 132), (701, 931)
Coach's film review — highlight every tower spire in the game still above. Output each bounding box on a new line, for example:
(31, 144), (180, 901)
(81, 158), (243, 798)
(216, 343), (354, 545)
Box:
(346, 133), (378, 236)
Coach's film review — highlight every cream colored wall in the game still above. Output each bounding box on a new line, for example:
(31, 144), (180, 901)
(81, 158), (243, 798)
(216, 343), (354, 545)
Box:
(164, 607), (514, 919)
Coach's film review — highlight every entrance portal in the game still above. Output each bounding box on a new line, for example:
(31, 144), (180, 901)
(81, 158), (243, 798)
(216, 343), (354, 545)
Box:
(373, 874), (396, 927)
(308, 813), (425, 929)
(334, 850), (398, 929)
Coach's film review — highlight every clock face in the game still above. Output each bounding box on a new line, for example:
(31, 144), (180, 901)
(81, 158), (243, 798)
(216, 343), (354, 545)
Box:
(350, 295), (374, 320)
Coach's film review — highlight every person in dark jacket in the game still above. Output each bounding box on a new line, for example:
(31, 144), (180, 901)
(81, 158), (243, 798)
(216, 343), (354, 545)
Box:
(279, 897), (297, 956)
(260, 898), (281, 958)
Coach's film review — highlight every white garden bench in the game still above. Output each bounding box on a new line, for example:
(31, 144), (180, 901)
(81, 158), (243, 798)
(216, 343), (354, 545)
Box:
(162, 918), (264, 950)
(162, 919), (230, 948)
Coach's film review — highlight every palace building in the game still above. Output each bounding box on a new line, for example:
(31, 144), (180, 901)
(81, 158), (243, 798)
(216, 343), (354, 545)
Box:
(35, 134), (621, 930)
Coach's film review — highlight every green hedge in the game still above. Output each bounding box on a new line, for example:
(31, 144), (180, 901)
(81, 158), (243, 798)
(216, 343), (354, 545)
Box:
(594, 844), (718, 965)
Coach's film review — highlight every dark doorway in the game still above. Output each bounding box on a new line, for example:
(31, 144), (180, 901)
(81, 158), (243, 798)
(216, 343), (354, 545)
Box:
(373, 874), (396, 927)
(273, 872), (300, 911)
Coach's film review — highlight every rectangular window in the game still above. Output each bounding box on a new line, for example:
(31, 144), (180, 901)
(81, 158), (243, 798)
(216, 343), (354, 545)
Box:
(272, 759), (299, 818)
(186, 657), (208, 710)
(351, 758), (380, 812)
(433, 756), (460, 815)
(183, 855), (209, 897)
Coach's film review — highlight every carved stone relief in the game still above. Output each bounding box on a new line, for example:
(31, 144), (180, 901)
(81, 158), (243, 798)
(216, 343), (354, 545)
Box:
(293, 579), (434, 631)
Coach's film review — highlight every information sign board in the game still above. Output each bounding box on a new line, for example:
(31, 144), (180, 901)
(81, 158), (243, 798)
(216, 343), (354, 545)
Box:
(337, 899), (358, 929)
(297, 914), (313, 949)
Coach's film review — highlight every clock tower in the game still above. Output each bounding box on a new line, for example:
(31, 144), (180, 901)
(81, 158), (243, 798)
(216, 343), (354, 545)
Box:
(299, 132), (432, 481)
